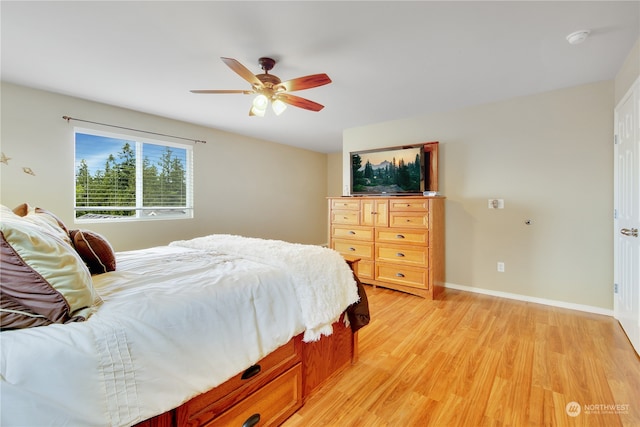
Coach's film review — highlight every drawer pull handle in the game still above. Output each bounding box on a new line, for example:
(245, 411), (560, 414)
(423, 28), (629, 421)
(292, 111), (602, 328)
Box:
(396, 234), (405, 239)
(348, 230), (356, 235)
(396, 252), (405, 257)
(241, 364), (261, 380)
(396, 272), (405, 278)
(349, 247), (356, 251)
(242, 413), (261, 427)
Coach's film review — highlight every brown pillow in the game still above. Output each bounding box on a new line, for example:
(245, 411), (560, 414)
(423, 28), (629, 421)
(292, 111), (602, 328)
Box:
(70, 229), (116, 275)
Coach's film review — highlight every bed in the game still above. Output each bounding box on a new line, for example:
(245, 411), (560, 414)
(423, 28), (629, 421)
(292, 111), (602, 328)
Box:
(0, 204), (369, 427)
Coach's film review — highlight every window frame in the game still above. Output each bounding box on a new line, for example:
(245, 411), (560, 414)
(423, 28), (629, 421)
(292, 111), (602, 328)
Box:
(73, 127), (194, 224)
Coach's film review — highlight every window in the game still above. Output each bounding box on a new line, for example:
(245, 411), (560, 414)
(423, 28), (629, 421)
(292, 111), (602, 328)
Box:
(74, 128), (193, 222)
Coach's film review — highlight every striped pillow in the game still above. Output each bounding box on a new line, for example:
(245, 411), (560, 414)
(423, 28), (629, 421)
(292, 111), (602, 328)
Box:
(0, 206), (100, 330)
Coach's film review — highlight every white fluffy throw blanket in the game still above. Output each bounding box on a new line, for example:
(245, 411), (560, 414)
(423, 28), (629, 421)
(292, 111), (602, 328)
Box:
(169, 234), (359, 342)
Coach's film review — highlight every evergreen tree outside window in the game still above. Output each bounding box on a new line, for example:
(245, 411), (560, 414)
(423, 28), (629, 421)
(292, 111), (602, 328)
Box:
(74, 129), (193, 222)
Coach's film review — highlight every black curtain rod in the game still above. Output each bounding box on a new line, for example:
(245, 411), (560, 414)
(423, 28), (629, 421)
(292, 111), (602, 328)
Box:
(62, 116), (206, 144)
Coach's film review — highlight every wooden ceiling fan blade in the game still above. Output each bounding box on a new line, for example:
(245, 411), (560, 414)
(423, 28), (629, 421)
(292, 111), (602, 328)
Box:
(190, 89), (253, 94)
(278, 94), (324, 112)
(276, 74), (332, 92)
(221, 57), (264, 88)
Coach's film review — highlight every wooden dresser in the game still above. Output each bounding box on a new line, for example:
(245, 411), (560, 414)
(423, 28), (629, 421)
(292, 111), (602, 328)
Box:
(329, 196), (445, 299)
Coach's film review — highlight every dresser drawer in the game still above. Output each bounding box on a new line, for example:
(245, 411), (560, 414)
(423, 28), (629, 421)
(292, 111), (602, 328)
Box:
(332, 240), (374, 259)
(178, 338), (300, 425)
(331, 199), (360, 210)
(204, 364), (302, 427)
(375, 228), (428, 245)
(389, 199), (429, 211)
(332, 225), (374, 241)
(389, 212), (429, 228)
(376, 263), (429, 290)
(357, 259), (374, 280)
(376, 244), (428, 266)
(331, 210), (360, 225)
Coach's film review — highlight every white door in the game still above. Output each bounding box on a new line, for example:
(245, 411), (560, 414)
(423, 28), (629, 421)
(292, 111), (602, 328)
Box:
(614, 78), (640, 355)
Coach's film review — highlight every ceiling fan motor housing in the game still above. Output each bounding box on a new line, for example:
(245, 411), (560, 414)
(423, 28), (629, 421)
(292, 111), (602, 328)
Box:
(257, 73), (282, 88)
(258, 57), (276, 72)
(256, 57), (283, 93)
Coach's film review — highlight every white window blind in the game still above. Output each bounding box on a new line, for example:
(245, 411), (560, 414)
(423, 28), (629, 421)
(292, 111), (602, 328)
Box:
(74, 128), (193, 222)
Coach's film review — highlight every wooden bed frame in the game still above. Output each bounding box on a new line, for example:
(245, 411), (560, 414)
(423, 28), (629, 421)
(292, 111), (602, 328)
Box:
(137, 258), (361, 427)
(136, 318), (357, 427)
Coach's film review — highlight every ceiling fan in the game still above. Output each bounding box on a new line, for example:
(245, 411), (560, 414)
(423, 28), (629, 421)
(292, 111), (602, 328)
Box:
(190, 57), (332, 117)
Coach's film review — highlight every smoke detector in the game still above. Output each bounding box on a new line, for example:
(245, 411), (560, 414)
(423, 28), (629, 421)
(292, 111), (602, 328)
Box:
(566, 30), (590, 45)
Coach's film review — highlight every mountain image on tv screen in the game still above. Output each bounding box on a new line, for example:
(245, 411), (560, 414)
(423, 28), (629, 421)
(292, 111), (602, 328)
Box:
(351, 147), (422, 194)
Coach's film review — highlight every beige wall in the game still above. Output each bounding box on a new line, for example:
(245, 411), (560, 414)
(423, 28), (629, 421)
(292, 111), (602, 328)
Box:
(0, 83), (328, 251)
(615, 38), (639, 105)
(326, 152), (343, 197)
(343, 81), (614, 310)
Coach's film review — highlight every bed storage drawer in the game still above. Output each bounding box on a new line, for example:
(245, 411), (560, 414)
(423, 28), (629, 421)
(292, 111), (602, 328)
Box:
(204, 364), (302, 427)
(177, 337), (301, 426)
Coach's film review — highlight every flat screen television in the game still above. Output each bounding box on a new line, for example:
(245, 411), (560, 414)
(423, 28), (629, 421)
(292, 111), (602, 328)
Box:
(350, 142), (438, 196)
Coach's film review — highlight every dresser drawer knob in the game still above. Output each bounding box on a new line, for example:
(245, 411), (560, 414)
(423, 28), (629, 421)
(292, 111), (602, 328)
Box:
(396, 252), (405, 257)
(396, 234), (405, 239)
(396, 272), (405, 277)
(241, 364), (261, 380)
(349, 247), (356, 251)
(348, 230), (356, 235)
(242, 413), (261, 427)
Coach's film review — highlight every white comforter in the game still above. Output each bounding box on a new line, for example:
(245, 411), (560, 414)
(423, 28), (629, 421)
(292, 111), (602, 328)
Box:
(0, 236), (359, 427)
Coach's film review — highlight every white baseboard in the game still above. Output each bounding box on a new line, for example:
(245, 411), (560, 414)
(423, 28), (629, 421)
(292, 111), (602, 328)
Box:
(444, 282), (613, 317)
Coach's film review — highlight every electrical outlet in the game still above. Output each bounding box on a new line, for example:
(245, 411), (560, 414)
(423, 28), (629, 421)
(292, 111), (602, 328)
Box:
(497, 262), (505, 272)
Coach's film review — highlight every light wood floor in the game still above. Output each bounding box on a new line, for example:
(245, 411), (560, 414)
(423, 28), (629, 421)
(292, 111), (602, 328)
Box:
(283, 286), (640, 427)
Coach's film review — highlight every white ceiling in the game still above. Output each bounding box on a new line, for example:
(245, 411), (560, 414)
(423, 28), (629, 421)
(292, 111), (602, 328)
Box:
(2, 1), (638, 153)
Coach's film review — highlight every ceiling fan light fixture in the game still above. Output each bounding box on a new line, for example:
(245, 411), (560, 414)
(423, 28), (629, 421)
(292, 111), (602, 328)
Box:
(252, 94), (269, 109)
(250, 105), (266, 117)
(272, 98), (287, 116)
